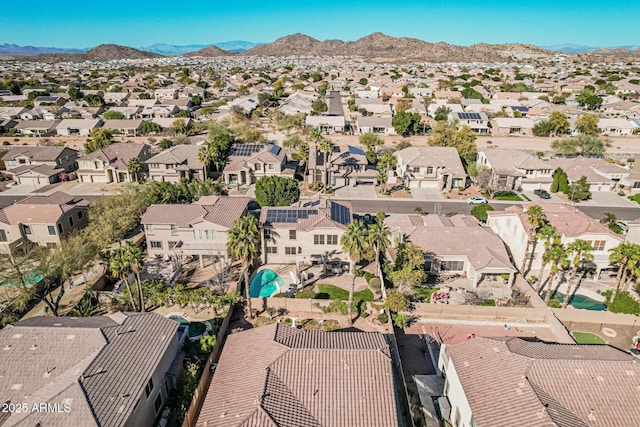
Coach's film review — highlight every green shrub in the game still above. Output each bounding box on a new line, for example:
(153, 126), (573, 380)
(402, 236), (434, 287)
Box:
(480, 299), (496, 306)
(548, 299), (561, 308)
(392, 313), (410, 328)
(355, 269), (365, 277)
(368, 277), (382, 290)
(295, 289), (316, 299)
(414, 287), (440, 303)
(322, 300), (349, 315)
(364, 272), (375, 283)
(314, 284), (374, 301)
(272, 293), (286, 298)
(602, 290), (640, 315)
(378, 313), (389, 323)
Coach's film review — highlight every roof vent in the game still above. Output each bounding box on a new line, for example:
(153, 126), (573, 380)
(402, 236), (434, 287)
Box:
(30, 344), (38, 351)
(11, 384), (22, 390)
(12, 334), (23, 339)
(463, 361), (470, 368)
(3, 345), (11, 351)
(66, 335), (76, 340)
(588, 409), (596, 422)
(538, 403), (549, 418)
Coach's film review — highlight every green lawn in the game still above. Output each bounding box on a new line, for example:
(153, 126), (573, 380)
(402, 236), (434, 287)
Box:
(572, 331), (606, 345)
(629, 194), (640, 205)
(414, 287), (440, 303)
(315, 284), (374, 301)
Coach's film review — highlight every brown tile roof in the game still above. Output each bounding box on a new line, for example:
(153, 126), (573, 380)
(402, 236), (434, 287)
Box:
(445, 337), (639, 427)
(196, 323), (399, 427)
(0, 192), (89, 225)
(140, 196), (249, 228)
(78, 143), (149, 170)
(547, 158), (630, 183)
(3, 146), (77, 161)
(1, 312), (179, 427)
(145, 144), (201, 167)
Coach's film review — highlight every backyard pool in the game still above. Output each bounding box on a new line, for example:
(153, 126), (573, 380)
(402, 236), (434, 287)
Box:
(544, 292), (607, 311)
(0, 270), (44, 288)
(169, 315), (209, 340)
(250, 269), (284, 298)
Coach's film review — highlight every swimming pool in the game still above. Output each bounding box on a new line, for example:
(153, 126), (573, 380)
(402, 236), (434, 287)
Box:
(543, 292), (607, 311)
(0, 270), (44, 288)
(250, 269), (284, 298)
(169, 315), (210, 340)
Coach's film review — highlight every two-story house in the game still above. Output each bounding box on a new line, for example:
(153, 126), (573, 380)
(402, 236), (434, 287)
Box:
(223, 143), (288, 186)
(449, 112), (490, 135)
(327, 145), (377, 187)
(0, 312), (181, 427)
(259, 199), (352, 272)
(0, 192), (90, 254)
(140, 196), (250, 267)
(3, 146), (79, 187)
(477, 149), (553, 191)
(396, 146), (467, 191)
(385, 214), (516, 298)
(146, 145), (210, 182)
(487, 203), (624, 278)
(546, 157), (631, 192)
(76, 143), (151, 183)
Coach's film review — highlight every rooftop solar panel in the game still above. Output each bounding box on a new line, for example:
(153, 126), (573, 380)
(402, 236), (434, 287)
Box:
(269, 145), (281, 156)
(330, 202), (351, 225)
(265, 209), (318, 223)
(229, 143), (265, 157)
(459, 112), (482, 120)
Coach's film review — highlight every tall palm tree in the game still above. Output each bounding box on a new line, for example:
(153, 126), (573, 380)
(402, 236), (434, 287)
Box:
(227, 215), (261, 319)
(127, 157), (143, 182)
(110, 248), (137, 311)
(535, 225), (560, 292)
(522, 205), (547, 274)
(319, 138), (334, 192)
(125, 242), (146, 312)
(544, 244), (568, 305)
(375, 170), (388, 193)
(609, 242), (640, 300)
(562, 239), (594, 308)
(368, 220), (391, 296)
(197, 145), (212, 181)
(340, 219), (370, 323)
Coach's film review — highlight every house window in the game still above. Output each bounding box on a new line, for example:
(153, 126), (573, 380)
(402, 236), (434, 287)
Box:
(264, 229), (272, 239)
(426, 167), (433, 174)
(170, 225), (178, 235)
(168, 241), (177, 250)
(145, 379), (154, 398)
(48, 225), (56, 235)
(77, 210), (83, 219)
(285, 247), (296, 255)
(150, 241), (162, 249)
(441, 260), (464, 271)
(314, 235), (325, 245)
(255, 163), (261, 170)
(46, 242), (57, 249)
(424, 259), (433, 272)
(289, 229), (297, 240)
(266, 246), (278, 254)
(146, 225), (154, 235)
(268, 164), (274, 170)
(591, 240), (606, 251)
(23, 225), (32, 235)
(0, 230), (6, 242)
(326, 235), (338, 245)
(633, 182), (640, 189)
(153, 393), (162, 414)
(57, 223), (63, 234)
(69, 217), (74, 227)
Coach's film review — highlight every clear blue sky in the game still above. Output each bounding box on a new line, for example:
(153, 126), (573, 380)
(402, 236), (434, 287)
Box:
(2, 1), (637, 48)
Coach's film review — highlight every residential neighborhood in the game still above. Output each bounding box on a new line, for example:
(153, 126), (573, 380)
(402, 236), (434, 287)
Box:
(1, 22), (640, 427)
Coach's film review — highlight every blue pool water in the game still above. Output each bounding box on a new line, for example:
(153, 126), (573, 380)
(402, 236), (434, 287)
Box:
(0, 270), (44, 288)
(542, 292), (607, 311)
(250, 269), (284, 298)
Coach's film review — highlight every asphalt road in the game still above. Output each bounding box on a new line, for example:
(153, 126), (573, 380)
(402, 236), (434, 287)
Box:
(337, 199), (640, 221)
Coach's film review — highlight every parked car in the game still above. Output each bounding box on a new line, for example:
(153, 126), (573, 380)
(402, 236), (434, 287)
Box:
(467, 196), (488, 205)
(534, 189), (551, 199)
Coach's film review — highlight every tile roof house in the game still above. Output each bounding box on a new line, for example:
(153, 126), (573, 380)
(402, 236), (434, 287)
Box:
(477, 149), (554, 191)
(55, 118), (103, 136)
(140, 196), (250, 265)
(305, 115), (346, 134)
(449, 112), (490, 135)
(196, 323), (400, 427)
(0, 192), (89, 254)
(14, 120), (58, 137)
(438, 336), (640, 427)
(597, 118), (636, 136)
(146, 145), (210, 183)
(490, 117), (535, 136)
(487, 203), (624, 277)
(259, 199), (353, 270)
(312, 145), (378, 187)
(2, 146), (79, 187)
(102, 118), (145, 136)
(356, 116), (397, 135)
(0, 312), (181, 427)
(546, 157), (631, 192)
(385, 214), (516, 296)
(77, 143), (151, 184)
(223, 143), (289, 186)
(396, 146), (467, 191)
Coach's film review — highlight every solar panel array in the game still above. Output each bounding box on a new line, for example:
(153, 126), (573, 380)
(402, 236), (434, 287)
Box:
(330, 203), (351, 225)
(348, 145), (365, 156)
(458, 112), (482, 120)
(229, 144), (264, 157)
(265, 209), (318, 223)
(302, 200), (320, 207)
(269, 145), (281, 156)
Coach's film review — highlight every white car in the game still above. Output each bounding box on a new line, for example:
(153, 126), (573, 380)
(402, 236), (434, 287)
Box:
(467, 196), (488, 205)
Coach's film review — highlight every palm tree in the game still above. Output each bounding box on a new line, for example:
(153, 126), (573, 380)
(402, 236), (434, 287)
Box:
(368, 220), (391, 296)
(110, 248), (137, 311)
(609, 242), (640, 300)
(544, 244), (568, 305)
(535, 225), (560, 293)
(227, 215), (261, 319)
(375, 170), (388, 193)
(340, 219), (371, 323)
(124, 242), (146, 312)
(562, 239), (594, 308)
(522, 205), (547, 274)
(308, 127), (322, 143)
(127, 157), (143, 182)
(197, 145), (212, 181)
(319, 138), (334, 192)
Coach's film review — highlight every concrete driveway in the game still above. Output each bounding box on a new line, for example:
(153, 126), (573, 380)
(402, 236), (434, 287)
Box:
(579, 191), (638, 208)
(410, 188), (445, 201)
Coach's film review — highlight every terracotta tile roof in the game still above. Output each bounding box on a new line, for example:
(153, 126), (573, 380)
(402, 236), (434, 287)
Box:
(445, 337), (640, 427)
(0, 192), (89, 225)
(547, 158), (630, 183)
(145, 144), (201, 167)
(3, 146), (76, 161)
(397, 146), (466, 177)
(78, 143), (149, 170)
(140, 197), (249, 228)
(196, 323), (399, 427)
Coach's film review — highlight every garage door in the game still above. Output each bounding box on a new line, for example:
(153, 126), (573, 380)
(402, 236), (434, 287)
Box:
(420, 180), (439, 188)
(409, 181), (419, 189)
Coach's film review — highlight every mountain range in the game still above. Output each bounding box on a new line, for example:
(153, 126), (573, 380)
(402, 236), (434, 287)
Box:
(3, 34), (640, 63)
